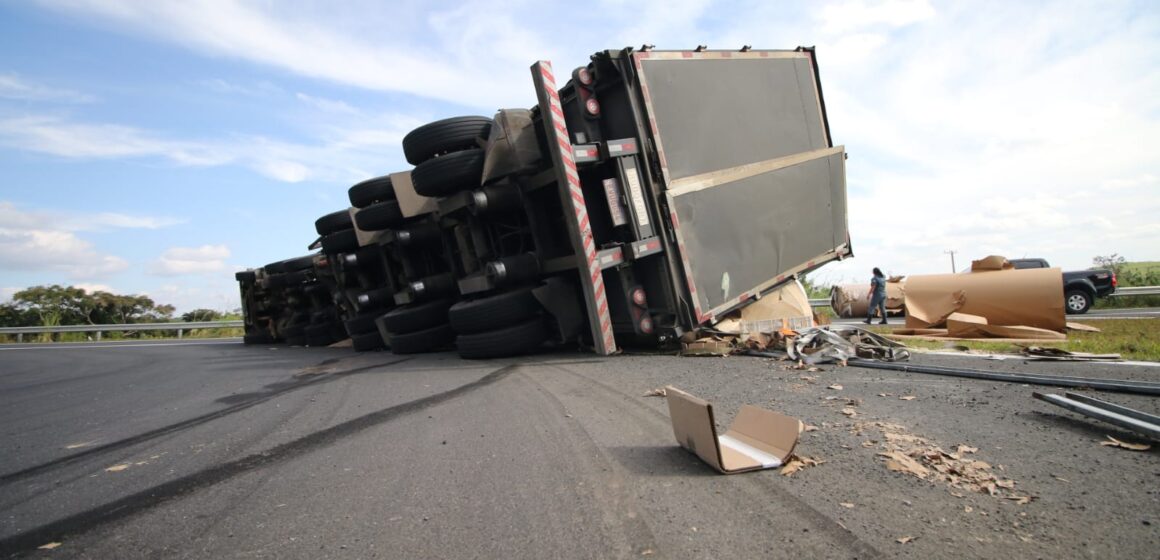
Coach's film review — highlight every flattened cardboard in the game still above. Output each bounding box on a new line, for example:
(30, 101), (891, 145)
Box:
(946, 312), (1066, 340)
(904, 266), (1065, 331)
(665, 386), (800, 474)
(390, 170), (438, 218)
(680, 339), (733, 356)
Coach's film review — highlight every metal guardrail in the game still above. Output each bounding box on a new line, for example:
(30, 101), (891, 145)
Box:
(809, 298), (829, 307)
(0, 321), (244, 342)
(1109, 286), (1160, 297)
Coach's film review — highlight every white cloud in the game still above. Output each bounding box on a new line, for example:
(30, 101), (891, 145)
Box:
(150, 244), (231, 276)
(0, 201), (182, 232)
(295, 93), (358, 114)
(0, 228), (129, 278)
(0, 73), (95, 103)
(818, 0), (935, 34)
(0, 115), (232, 165)
(148, 279), (241, 314)
(0, 287), (18, 302)
(73, 282), (116, 294)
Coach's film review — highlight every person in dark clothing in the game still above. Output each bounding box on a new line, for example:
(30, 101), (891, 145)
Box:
(864, 267), (888, 325)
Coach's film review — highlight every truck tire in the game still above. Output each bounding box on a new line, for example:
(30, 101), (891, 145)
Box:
(351, 330), (385, 352)
(270, 255), (315, 273)
(243, 332), (276, 345)
(1065, 289), (1092, 314)
(268, 270), (308, 289)
(379, 299), (453, 334)
(449, 287), (542, 335)
(315, 210), (353, 236)
(235, 270), (257, 283)
(321, 228), (359, 254)
(344, 311), (381, 335)
(355, 287), (393, 310)
(349, 175), (395, 208)
(388, 323), (455, 354)
(305, 323), (337, 346)
(411, 149), (486, 198)
(282, 323), (307, 338)
(403, 116), (492, 165)
(457, 317), (547, 359)
(354, 200), (404, 231)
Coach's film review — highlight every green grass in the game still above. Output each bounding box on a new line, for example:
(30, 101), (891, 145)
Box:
(1119, 261), (1160, 276)
(868, 319), (1160, 362)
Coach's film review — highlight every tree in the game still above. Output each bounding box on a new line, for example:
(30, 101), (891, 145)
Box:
(182, 308), (223, 322)
(4, 285), (176, 326)
(1092, 254), (1127, 274)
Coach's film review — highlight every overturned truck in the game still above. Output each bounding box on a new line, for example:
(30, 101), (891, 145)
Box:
(236, 46), (852, 357)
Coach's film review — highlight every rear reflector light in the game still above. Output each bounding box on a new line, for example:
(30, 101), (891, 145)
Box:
(585, 98), (600, 115)
(631, 287), (647, 307)
(639, 316), (654, 334)
(576, 67), (593, 86)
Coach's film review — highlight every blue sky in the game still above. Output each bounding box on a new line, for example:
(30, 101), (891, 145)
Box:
(1, 0), (1157, 312)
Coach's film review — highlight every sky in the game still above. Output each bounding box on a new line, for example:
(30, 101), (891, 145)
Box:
(0, 0), (1157, 313)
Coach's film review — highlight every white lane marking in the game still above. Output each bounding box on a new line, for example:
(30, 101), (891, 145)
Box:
(0, 340), (242, 351)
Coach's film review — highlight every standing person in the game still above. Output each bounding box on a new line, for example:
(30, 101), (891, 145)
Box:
(864, 267), (888, 325)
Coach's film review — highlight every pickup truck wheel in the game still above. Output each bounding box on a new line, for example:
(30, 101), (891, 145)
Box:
(449, 286), (542, 335)
(388, 323), (455, 354)
(320, 228), (359, 255)
(315, 210), (353, 236)
(349, 175), (395, 208)
(351, 330), (385, 352)
(379, 299), (454, 334)
(456, 317), (547, 359)
(411, 149), (486, 197)
(402, 116), (492, 165)
(1065, 289), (1092, 314)
(355, 200), (405, 231)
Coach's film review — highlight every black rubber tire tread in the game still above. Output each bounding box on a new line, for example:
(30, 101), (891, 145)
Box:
(357, 287), (394, 309)
(349, 175), (396, 208)
(1065, 289), (1092, 314)
(379, 299), (454, 334)
(449, 287), (542, 335)
(402, 116), (493, 165)
(304, 323), (337, 346)
(315, 210), (354, 236)
(411, 149), (486, 198)
(235, 270), (257, 283)
(389, 323), (455, 354)
(282, 323), (307, 338)
(320, 228), (359, 255)
(344, 311), (381, 336)
(456, 317), (547, 359)
(280, 254), (317, 272)
(355, 200), (405, 231)
(243, 333), (276, 345)
(351, 330), (386, 352)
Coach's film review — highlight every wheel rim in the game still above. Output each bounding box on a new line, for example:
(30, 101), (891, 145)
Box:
(1067, 294), (1086, 311)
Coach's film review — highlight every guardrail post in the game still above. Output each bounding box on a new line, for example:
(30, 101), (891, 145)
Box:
(177, 329), (183, 340)
(96, 330), (102, 341)
(17, 333), (22, 343)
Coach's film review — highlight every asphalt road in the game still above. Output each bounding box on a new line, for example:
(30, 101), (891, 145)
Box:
(1, 340), (1158, 559)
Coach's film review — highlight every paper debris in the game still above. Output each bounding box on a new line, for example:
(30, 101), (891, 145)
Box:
(781, 455), (824, 476)
(964, 506), (973, 513)
(899, 395), (917, 401)
(38, 543), (62, 550)
(828, 384), (844, 391)
(896, 536), (915, 544)
(1007, 495), (1036, 505)
(957, 445), (978, 455)
(839, 502), (855, 509)
(642, 388), (667, 398)
(105, 464), (130, 472)
(802, 424), (819, 432)
(840, 407), (858, 417)
(65, 441), (97, 450)
(1100, 436), (1151, 451)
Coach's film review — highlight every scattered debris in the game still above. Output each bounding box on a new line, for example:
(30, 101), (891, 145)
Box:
(105, 464), (130, 472)
(840, 407), (858, 417)
(666, 386), (801, 474)
(1034, 392), (1160, 439)
(780, 455), (824, 476)
(899, 395), (917, 401)
(642, 388), (667, 398)
(681, 338), (733, 357)
(852, 360), (1160, 396)
(1101, 436), (1152, 451)
(828, 384), (844, 391)
(788, 326), (910, 364)
(896, 536), (915, 544)
(1065, 322), (1101, 333)
(38, 543), (62, 550)
(1021, 346), (1120, 361)
(802, 424), (819, 432)
(839, 502), (855, 509)
(64, 441), (97, 450)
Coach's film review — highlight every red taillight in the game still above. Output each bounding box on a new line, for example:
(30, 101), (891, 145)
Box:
(576, 67), (593, 86)
(1112, 273), (1117, 287)
(639, 316), (654, 334)
(585, 98), (600, 115)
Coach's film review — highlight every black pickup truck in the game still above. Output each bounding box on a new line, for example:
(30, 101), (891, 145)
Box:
(1009, 258), (1117, 314)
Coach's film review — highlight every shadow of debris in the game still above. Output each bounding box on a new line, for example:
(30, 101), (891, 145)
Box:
(0, 364), (517, 557)
(606, 445), (720, 477)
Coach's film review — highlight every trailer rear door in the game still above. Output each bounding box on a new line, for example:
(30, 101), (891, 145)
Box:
(632, 50), (850, 323)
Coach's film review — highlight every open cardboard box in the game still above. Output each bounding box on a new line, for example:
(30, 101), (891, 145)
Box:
(665, 386), (801, 474)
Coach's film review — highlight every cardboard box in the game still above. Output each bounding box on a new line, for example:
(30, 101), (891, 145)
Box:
(903, 260), (1065, 331)
(665, 386), (801, 474)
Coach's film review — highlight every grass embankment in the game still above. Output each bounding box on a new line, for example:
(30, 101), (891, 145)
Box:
(2, 327), (243, 344)
(869, 319), (1160, 362)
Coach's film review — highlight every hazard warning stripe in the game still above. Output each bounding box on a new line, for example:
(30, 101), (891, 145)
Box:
(532, 60), (616, 355)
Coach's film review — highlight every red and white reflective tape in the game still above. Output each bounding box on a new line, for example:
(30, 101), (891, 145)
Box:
(534, 61), (616, 354)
